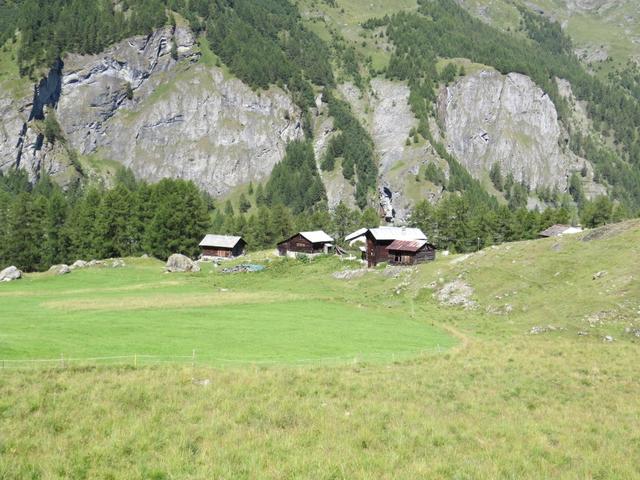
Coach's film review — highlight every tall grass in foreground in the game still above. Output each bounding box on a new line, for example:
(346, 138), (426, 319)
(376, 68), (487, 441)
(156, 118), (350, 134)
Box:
(1, 335), (639, 479)
(1, 220), (639, 478)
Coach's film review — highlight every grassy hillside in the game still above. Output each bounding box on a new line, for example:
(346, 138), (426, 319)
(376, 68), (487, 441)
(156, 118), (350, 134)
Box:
(1, 220), (639, 478)
(459, 0), (640, 73)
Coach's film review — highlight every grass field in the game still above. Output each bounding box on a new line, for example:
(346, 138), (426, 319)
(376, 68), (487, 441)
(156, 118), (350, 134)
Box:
(1, 220), (640, 478)
(0, 257), (453, 364)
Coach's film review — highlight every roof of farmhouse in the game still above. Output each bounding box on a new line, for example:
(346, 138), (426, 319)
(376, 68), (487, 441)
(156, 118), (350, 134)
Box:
(199, 234), (244, 248)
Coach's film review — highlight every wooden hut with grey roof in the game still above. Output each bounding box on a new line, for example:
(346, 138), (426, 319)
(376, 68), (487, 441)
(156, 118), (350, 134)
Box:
(199, 234), (246, 258)
(346, 227), (431, 267)
(277, 231), (334, 257)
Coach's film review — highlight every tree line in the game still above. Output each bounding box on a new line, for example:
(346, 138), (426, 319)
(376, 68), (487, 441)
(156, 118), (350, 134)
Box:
(0, 169), (209, 272)
(2, 0), (167, 78)
(0, 163), (627, 273)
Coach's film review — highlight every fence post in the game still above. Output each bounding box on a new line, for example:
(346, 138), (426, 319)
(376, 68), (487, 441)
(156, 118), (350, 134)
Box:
(192, 350), (196, 368)
(134, 354), (137, 368)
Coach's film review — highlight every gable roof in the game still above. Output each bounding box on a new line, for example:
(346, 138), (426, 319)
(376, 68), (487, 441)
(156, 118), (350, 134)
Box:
(278, 231), (334, 245)
(345, 228), (368, 242)
(539, 224), (582, 237)
(199, 234), (244, 249)
(299, 231), (334, 243)
(386, 239), (429, 252)
(369, 227), (427, 241)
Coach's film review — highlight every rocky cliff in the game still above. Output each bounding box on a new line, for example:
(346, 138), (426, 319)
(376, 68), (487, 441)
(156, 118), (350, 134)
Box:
(438, 70), (584, 192)
(0, 25), (303, 196)
(0, 24), (608, 213)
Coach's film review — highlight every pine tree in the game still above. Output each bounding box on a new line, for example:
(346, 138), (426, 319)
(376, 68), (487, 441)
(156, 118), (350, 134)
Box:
(145, 180), (210, 259)
(269, 204), (294, 243)
(44, 188), (69, 266)
(489, 163), (503, 191)
(5, 193), (45, 271)
(66, 187), (102, 260)
(569, 172), (585, 207)
(331, 201), (354, 241)
(239, 193), (251, 213)
(224, 200), (235, 216)
(360, 207), (380, 228)
(94, 185), (139, 259)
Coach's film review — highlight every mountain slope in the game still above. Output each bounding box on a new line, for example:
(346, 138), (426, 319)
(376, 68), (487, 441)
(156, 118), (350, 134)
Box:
(1, 0), (639, 220)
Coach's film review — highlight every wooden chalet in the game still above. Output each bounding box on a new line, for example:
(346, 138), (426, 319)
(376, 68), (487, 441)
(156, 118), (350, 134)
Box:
(277, 231), (334, 256)
(346, 227), (429, 267)
(386, 239), (436, 266)
(199, 234), (246, 258)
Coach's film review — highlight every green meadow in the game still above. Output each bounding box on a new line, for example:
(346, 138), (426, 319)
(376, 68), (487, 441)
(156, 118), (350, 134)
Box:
(1, 220), (640, 478)
(0, 257), (453, 365)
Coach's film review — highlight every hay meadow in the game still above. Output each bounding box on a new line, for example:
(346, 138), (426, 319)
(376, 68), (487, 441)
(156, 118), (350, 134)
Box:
(1, 221), (639, 478)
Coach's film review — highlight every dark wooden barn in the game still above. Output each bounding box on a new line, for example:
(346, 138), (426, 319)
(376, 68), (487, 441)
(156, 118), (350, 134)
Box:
(199, 234), (246, 258)
(386, 240), (436, 266)
(346, 227), (428, 267)
(277, 231), (334, 256)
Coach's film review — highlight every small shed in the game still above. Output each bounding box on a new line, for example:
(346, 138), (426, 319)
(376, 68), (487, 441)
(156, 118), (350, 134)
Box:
(199, 234), (246, 258)
(386, 240), (436, 265)
(539, 224), (583, 238)
(277, 231), (334, 256)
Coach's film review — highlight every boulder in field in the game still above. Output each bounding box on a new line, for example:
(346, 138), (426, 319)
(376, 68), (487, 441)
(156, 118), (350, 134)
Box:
(71, 260), (88, 269)
(0, 266), (22, 282)
(111, 259), (126, 268)
(49, 264), (71, 275)
(166, 254), (200, 273)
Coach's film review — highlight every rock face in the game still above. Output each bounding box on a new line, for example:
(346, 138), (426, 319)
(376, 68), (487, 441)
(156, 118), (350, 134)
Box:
(166, 254), (200, 273)
(1, 25), (303, 197)
(336, 80), (443, 221)
(0, 266), (22, 282)
(439, 70), (583, 191)
(57, 25), (301, 196)
(0, 60), (76, 183)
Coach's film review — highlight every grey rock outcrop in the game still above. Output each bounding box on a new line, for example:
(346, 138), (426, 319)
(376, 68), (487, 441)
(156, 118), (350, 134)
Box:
(166, 254), (200, 273)
(337, 79), (442, 221)
(439, 70), (583, 191)
(56, 25), (301, 196)
(1, 24), (303, 197)
(0, 266), (22, 282)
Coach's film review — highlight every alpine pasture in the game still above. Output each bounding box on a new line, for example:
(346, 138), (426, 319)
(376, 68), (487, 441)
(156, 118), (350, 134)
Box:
(1, 221), (640, 479)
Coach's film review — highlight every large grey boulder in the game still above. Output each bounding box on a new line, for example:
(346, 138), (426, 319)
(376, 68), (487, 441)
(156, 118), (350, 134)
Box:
(0, 266), (22, 282)
(166, 254), (200, 273)
(71, 260), (88, 269)
(49, 264), (71, 275)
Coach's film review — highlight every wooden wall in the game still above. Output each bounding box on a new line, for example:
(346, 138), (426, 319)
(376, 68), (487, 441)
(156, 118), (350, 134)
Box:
(201, 240), (246, 258)
(387, 245), (436, 265)
(278, 235), (327, 255)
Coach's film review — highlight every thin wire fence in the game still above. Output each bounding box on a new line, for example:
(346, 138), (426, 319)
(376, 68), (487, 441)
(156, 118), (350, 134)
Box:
(0, 346), (447, 371)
